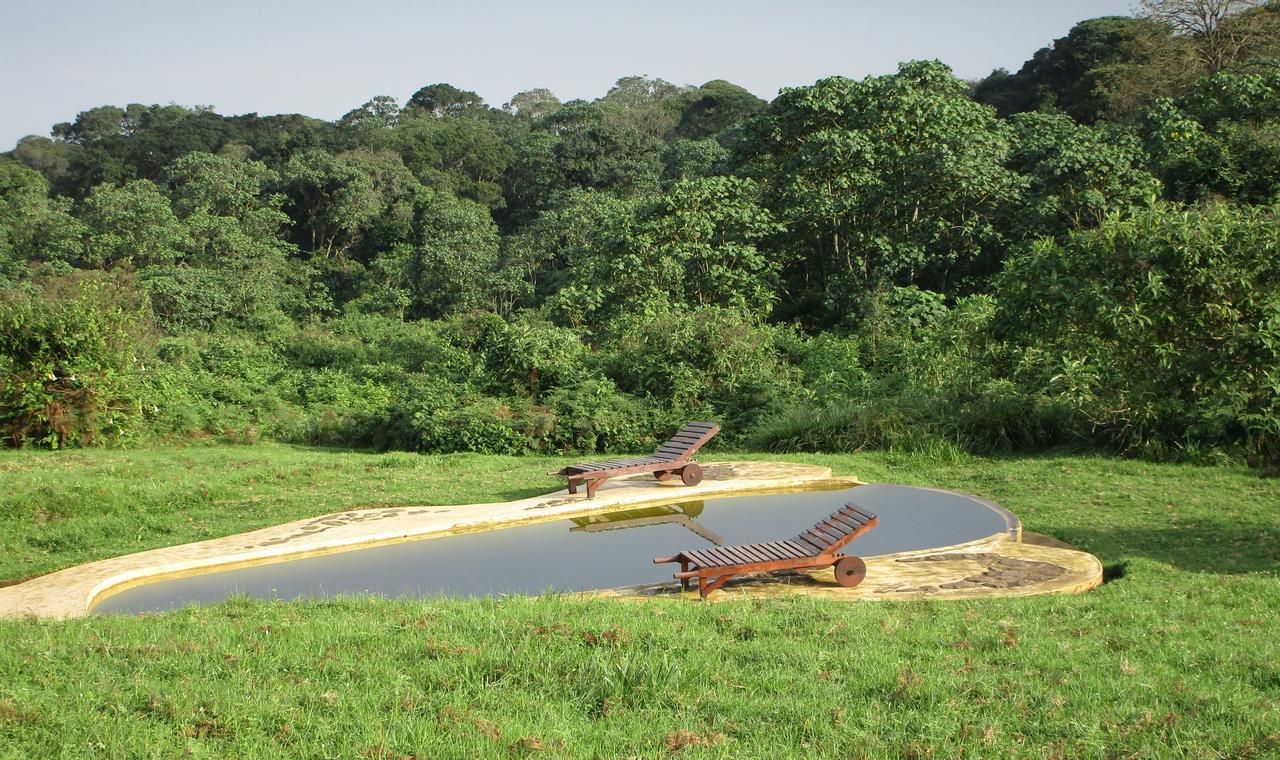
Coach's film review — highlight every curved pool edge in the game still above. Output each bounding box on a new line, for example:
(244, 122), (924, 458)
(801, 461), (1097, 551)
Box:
(0, 460), (844, 619)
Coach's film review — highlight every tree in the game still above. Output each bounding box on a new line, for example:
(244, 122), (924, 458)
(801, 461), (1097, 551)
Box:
(745, 61), (1023, 324)
(149, 153), (294, 328)
(503, 88), (562, 120)
(1139, 69), (1280, 203)
(394, 113), (512, 208)
(1007, 112), (1162, 238)
(631, 177), (782, 314)
(971, 16), (1177, 123)
(1138, 0), (1271, 73)
(504, 189), (637, 323)
(337, 96), (402, 149)
(78, 179), (190, 269)
(9, 136), (79, 188)
(371, 189), (501, 319)
(662, 138), (730, 183)
(52, 106), (128, 143)
(0, 160), (83, 278)
(672, 80), (768, 140)
(541, 178), (782, 325)
(599, 75), (689, 139)
(542, 102), (664, 196)
(406, 83), (486, 117)
(279, 149), (381, 258)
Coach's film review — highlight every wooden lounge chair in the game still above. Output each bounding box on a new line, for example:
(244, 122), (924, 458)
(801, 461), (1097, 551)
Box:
(653, 503), (879, 599)
(548, 421), (720, 498)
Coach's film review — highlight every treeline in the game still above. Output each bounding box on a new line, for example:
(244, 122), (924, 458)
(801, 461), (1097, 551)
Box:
(2, 6), (1279, 470)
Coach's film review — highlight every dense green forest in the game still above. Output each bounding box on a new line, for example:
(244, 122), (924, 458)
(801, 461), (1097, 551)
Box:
(2, 5), (1279, 470)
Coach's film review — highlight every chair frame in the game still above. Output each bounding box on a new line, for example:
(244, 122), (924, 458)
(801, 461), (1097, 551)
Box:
(654, 503), (879, 599)
(548, 422), (720, 498)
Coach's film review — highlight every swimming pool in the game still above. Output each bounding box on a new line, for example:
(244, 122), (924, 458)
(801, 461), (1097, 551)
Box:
(92, 484), (1019, 614)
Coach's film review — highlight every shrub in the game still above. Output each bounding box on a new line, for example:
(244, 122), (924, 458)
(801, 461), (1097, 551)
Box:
(996, 201), (1280, 462)
(0, 274), (147, 447)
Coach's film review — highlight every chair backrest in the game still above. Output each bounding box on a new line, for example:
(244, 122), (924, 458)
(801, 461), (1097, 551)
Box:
(793, 504), (878, 555)
(652, 421), (720, 461)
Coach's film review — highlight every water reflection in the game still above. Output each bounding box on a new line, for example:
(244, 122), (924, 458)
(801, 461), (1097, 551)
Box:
(569, 502), (724, 545)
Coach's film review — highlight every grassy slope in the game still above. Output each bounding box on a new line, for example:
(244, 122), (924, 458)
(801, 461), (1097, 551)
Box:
(1, 444), (1278, 758)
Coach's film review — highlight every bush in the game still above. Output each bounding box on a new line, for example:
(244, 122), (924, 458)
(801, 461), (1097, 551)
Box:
(599, 305), (800, 434)
(0, 274), (147, 447)
(996, 201), (1280, 462)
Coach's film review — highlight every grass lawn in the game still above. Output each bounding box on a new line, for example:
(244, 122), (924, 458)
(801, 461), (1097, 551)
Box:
(1, 444), (1278, 758)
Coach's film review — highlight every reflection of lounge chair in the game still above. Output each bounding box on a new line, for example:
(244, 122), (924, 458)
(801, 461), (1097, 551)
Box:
(548, 422), (720, 499)
(654, 504), (879, 599)
(569, 503), (724, 545)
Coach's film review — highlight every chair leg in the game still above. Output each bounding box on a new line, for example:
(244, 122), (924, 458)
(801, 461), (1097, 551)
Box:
(567, 479), (578, 495)
(586, 477), (604, 499)
(700, 573), (734, 599)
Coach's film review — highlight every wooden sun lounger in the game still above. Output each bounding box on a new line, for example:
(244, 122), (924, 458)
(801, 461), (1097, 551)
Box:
(548, 421), (720, 498)
(654, 503), (879, 599)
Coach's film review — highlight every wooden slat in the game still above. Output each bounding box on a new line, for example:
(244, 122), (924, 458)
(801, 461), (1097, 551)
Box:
(753, 545), (786, 561)
(805, 525), (840, 546)
(783, 539), (818, 557)
(811, 522), (847, 542)
(655, 442), (696, 455)
(817, 520), (853, 539)
(738, 545), (773, 563)
(769, 541), (805, 559)
(840, 505), (871, 522)
(651, 421), (719, 459)
(663, 438), (700, 448)
(828, 513), (863, 531)
(686, 549), (716, 567)
(757, 542), (788, 560)
(795, 533), (829, 552)
(803, 529), (835, 547)
(835, 508), (867, 525)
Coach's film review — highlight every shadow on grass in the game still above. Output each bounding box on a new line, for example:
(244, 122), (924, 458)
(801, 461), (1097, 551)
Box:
(1057, 522), (1279, 575)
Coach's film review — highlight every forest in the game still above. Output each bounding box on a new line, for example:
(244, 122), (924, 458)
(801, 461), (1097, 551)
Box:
(2, 3), (1279, 471)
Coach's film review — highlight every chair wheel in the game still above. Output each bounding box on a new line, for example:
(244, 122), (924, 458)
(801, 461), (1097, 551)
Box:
(833, 556), (867, 587)
(680, 462), (703, 486)
(654, 470), (673, 481)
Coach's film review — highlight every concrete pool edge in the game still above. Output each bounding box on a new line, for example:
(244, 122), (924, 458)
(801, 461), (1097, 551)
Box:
(0, 461), (1102, 618)
(1, 461), (843, 619)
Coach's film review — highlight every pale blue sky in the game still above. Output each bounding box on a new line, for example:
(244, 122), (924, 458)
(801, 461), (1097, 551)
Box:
(0, 0), (1136, 150)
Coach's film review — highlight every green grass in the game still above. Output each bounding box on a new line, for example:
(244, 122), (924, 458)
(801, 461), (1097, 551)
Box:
(1, 444), (1279, 758)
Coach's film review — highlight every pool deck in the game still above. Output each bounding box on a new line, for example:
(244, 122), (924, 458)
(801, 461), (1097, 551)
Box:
(0, 461), (1102, 619)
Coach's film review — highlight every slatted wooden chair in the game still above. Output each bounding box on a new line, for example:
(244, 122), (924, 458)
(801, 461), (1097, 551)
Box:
(548, 421), (720, 498)
(654, 503), (879, 599)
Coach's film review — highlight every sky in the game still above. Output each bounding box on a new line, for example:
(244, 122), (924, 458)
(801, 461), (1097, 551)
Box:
(0, 0), (1137, 150)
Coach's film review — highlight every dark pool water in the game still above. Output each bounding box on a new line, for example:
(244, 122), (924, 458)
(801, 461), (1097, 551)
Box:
(92, 484), (1016, 614)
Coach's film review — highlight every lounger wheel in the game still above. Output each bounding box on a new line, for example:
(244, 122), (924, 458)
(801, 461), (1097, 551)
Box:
(654, 470), (674, 481)
(832, 556), (867, 587)
(680, 463), (703, 486)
